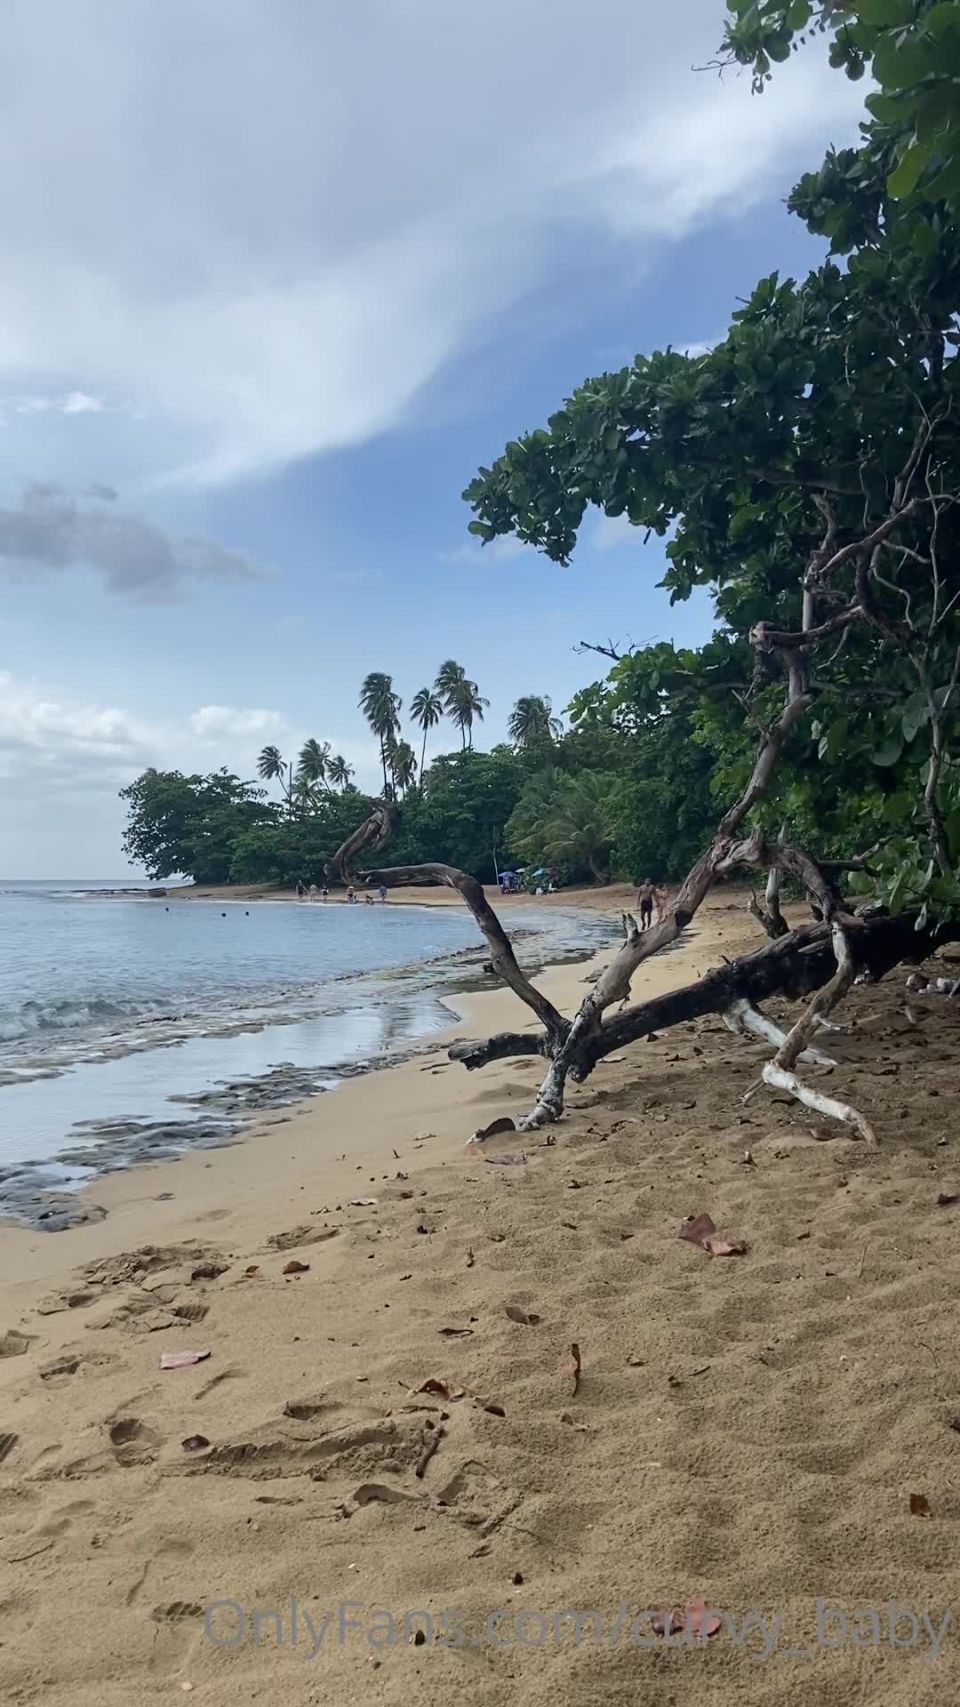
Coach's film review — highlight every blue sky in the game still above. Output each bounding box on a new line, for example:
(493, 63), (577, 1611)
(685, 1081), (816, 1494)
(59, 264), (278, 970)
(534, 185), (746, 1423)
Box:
(0, 0), (868, 875)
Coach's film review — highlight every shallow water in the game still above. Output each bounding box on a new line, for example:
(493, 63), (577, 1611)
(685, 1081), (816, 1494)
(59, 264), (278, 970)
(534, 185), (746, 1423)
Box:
(0, 883), (613, 1219)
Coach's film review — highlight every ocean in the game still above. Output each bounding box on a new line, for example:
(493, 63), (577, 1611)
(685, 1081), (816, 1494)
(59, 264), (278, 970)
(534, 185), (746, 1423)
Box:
(0, 881), (610, 1227)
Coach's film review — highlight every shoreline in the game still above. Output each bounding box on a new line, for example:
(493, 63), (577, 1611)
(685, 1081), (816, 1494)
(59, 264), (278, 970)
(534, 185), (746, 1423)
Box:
(0, 888), (747, 1295)
(0, 898), (618, 1232)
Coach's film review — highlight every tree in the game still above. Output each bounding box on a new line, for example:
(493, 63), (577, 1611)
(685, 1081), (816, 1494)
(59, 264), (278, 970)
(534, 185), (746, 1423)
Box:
(410, 686), (444, 789)
(121, 768), (276, 883)
(328, 753), (354, 791)
(722, 0), (960, 216)
(448, 676), (489, 749)
(359, 672), (402, 792)
(297, 738), (331, 791)
(512, 771), (617, 883)
(257, 744), (292, 812)
(389, 739), (418, 797)
(508, 694), (563, 749)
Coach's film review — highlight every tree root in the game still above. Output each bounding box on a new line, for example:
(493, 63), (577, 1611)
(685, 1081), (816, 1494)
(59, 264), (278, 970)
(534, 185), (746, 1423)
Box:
(761, 1061), (877, 1146)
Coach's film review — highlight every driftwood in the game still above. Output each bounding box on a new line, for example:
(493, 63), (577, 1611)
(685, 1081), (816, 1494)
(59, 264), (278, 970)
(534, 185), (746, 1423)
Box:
(324, 427), (956, 1141)
(326, 800), (958, 1144)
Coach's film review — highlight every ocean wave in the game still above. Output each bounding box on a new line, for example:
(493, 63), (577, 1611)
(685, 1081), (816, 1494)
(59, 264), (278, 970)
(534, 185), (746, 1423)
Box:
(0, 995), (171, 1042)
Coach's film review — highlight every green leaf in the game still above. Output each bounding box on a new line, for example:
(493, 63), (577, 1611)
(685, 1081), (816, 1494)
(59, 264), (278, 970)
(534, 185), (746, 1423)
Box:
(857, 0), (912, 23)
(923, 152), (960, 203)
(872, 737), (904, 767)
(786, 0), (811, 26)
(926, 3), (960, 41)
(888, 137), (934, 200)
(901, 690), (930, 743)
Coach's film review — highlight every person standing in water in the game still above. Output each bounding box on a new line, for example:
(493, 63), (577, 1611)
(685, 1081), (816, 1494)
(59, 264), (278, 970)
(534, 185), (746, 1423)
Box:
(637, 879), (655, 930)
(378, 884), (388, 904)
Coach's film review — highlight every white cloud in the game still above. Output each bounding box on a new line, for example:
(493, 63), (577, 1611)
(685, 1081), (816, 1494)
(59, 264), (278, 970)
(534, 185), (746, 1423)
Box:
(0, 671), (383, 873)
(0, 0), (865, 485)
(590, 512), (642, 552)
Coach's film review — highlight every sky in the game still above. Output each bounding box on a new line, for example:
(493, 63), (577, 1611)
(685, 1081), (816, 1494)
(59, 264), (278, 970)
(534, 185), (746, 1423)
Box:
(0, 0), (869, 877)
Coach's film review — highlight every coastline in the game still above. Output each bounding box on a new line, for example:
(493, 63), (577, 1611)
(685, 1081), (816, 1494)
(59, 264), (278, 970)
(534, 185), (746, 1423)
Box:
(4, 887), (959, 1705)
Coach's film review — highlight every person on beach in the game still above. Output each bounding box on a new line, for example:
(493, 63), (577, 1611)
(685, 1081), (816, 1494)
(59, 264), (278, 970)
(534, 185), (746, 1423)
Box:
(320, 883), (329, 901)
(378, 884), (388, 904)
(637, 879), (655, 930)
(296, 879), (305, 901)
(308, 882), (318, 901)
(347, 885), (356, 903)
(655, 882), (669, 922)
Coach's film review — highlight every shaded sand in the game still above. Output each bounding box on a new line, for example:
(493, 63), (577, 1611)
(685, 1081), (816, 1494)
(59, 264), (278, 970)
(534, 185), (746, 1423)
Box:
(2, 892), (960, 1705)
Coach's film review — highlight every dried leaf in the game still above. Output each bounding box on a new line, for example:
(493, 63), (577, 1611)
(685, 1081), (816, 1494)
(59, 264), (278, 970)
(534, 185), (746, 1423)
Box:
(484, 1152), (527, 1167)
(438, 1326), (473, 1338)
(480, 1401), (506, 1418)
(651, 1609), (683, 1637)
(505, 1305), (541, 1326)
(685, 1597), (722, 1638)
(473, 1117), (517, 1143)
(353, 1482), (420, 1506)
(910, 1493), (931, 1517)
(282, 1260), (310, 1275)
(466, 1248), (475, 1268)
(160, 1350), (210, 1370)
(348, 1198), (378, 1208)
(411, 1377), (466, 1401)
(679, 1213), (747, 1257)
(937, 1190), (960, 1207)
(181, 1435), (210, 1453)
(564, 1342), (582, 1397)
(242, 1265), (260, 1278)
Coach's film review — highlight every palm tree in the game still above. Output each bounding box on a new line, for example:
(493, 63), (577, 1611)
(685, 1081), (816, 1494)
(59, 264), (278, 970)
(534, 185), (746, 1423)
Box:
(435, 659), (466, 707)
(296, 738), (331, 789)
(410, 687), (444, 790)
(448, 676), (489, 749)
(508, 695), (563, 749)
(291, 773), (320, 818)
(257, 744), (292, 811)
(540, 773), (617, 884)
(359, 672), (402, 793)
(328, 753), (354, 791)
(389, 739), (418, 796)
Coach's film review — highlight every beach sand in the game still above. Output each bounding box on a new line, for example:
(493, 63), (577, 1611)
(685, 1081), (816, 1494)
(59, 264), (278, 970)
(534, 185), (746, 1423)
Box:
(2, 890), (960, 1704)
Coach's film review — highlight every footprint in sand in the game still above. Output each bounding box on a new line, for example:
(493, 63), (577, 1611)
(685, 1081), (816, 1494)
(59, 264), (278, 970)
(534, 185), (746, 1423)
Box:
(126, 1537), (194, 1608)
(150, 1601), (205, 1677)
(108, 1416), (163, 1468)
(0, 1329), (37, 1358)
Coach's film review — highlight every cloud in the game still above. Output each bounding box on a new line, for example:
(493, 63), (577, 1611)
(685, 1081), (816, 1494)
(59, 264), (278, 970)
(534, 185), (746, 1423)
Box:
(0, 483), (260, 598)
(0, 0), (865, 485)
(0, 670), (385, 872)
(440, 535), (539, 566)
(590, 512), (642, 553)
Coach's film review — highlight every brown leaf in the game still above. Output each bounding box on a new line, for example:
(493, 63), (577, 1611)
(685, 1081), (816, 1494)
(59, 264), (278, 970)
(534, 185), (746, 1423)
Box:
(160, 1350), (210, 1370)
(348, 1198), (378, 1208)
(473, 1117), (517, 1142)
(937, 1190), (960, 1207)
(181, 1435), (211, 1453)
(686, 1596), (722, 1638)
(438, 1326), (473, 1338)
(484, 1152), (527, 1167)
(505, 1304), (539, 1326)
(910, 1493), (931, 1517)
(466, 1248), (475, 1268)
(651, 1609), (683, 1637)
(412, 1377), (466, 1401)
(282, 1260), (310, 1275)
(680, 1213), (747, 1257)
(353, 1482), (420, 1506)
(564, 1342), (582, 1397)
(242, 1265), (260, 1277)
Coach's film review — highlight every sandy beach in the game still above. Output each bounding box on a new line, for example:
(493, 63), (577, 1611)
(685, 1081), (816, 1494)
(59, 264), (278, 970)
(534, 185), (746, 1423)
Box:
(3, 889), (960, 1705)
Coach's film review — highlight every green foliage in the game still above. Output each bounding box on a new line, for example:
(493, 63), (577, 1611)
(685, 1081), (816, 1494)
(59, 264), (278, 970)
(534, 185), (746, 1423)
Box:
(722, 1), (960, 220)
(463, 42), (960, 923)
(120, 769), (277, 883)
